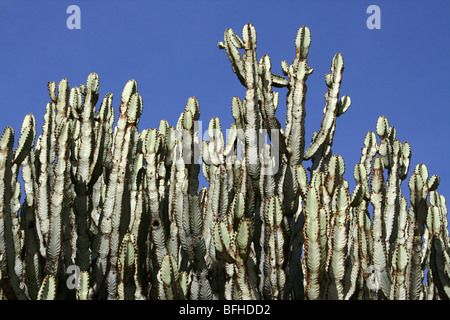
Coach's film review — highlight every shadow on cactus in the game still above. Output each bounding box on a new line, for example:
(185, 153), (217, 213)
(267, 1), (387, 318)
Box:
(0, 23), (448, 300)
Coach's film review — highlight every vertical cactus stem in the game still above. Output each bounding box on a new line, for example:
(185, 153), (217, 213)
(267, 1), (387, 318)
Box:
(76, 271), (90, 300)
(21, 146), (41, 299)
(279, 27), (313, 217)
(117, 233), (142, 300)
(70, 86), (82, 120)
(326, 155), (345, 197)
(337, 95), (351, 117)
(376, 116), (390, 140)
(427, 191), (450, 299)
(36, 103), (56, 255)
(144, 129), (168, 271)
(0, 127), (28, 299)
(383, 138), (403, 264)
(304, 53), (346, 175)
(37, 275), (56, 300)
(360, 131), (378, 177)
(344, 204), (361, 300)
(55, 79), (70, 138)
(98, 79), (139, 299)
(89, 93), (113, 184)
(390, 197), (409, 299)
(370, 157), (391, 297)
(46, 120), (70, 277)
(400, 142), (411, 180)
(47, 81), (57, 103)
(285, 26), (312, 165)
(303, 186), (321, 299)
(260, 55), (287, 154)
(73, 74), (103, 275)
(220, 28), (245, 87)
(326, 185), (350, 299)
(14, 114), (36, 166)
(85, 72), (100, 109)
(407, 164), (432, 299)
(77, 75), (97, 185)
(158, 254), (181, 300)
(232, 23), (260, 180)
(262, 196), (285, 299)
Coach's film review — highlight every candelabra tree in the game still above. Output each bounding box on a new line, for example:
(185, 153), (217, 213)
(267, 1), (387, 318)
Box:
(0, 23), (448, 300)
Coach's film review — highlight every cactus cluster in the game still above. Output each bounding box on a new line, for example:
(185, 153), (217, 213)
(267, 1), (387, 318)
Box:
(0, 23), (448, 300)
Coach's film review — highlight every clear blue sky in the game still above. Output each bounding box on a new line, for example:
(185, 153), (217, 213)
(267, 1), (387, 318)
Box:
(1, 1), (449, 217)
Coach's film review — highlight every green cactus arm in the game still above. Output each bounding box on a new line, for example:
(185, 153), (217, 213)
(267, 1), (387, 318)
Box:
(0, 127), (29, 299)
(21, 152), (42, 299)
(54, 79), (70, 138)
(151, 216), (168, 270)
(203, 120), (231, 264)
(143, 129), (161, 222)
(389, 197), (409, 299)
(13, 114), (36, 166)
(284, 26), (312, 167)
(399, 142), (411, 180)
(390, 244), (409, 299)
(429, 236), (450, 299)
(259, 145), (276, 200)
(69, 86), (82, 120)
(76, 73), (99, 185)
(325, 185), (350, 299)
(259, 54), (286, 154)
(407, 166), (432, 299)
(157, 254), (182, 300)
(370, 157), (391, 298)
(45, 120), (70, 277)
(90, 172), (103, 235)
(326, 155), (345, 197)
(214, 220), (235, 264)
(9, 114), (38, 291)
(88, 92), (114, 187)
(236, 218), (252, 260)
(230, 96), (245, 133)
(240, 24), (261, 179)
(357, 207), (372, 289)
(278, 27), (313, 217)
(426, 191), (450, 299)
(21, 205), (41, 299)
(303, 185), (321, 299)
(303, 53), (343, 160)
(142, 129), (168, 270)
(107, 122), (139, 295)
(170, 99), (213, 300)
(36, 103), (56, 255)
(379, 125), (403, 261)
(37, 274), (56, 300)
(190, 269), (212, 300)
(72, 73), (107, 276)
(47, 81), (57, 103)
(218, 28), (245, 87)
(97, 80), (139, 299)
(262, 196), (285, 299)
(75, 271), (90, 300)
(343, 207), (361, 300)
(360, 131), (378, 180)
(116, 233), (144, 300)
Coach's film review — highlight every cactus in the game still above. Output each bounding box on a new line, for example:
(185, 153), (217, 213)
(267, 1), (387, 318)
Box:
(0, 23), (447, 300)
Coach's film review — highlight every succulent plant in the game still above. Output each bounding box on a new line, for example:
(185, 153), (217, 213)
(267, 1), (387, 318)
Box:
(0, 23), (447, 300)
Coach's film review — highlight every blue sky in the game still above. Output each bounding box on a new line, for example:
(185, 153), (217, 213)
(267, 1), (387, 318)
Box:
(0, 1), (449, 215)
